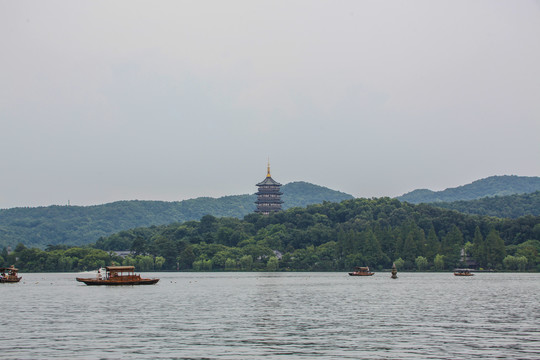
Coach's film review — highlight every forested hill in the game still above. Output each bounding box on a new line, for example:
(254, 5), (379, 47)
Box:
(397, 175), (540, 204)
(10, 197), (535, 273)
(280, 181), (352, 208)
(432, 191), (540, 218)
(0, 181), (353, 249)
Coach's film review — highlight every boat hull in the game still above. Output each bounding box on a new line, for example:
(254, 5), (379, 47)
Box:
(348, 272), (374, 276)
(454, 269), (474, 276)
(76, 277), (159, 285)
(0, 277), (22, 283)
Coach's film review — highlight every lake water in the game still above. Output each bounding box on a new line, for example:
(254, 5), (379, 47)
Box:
(1, 272), (539, 359)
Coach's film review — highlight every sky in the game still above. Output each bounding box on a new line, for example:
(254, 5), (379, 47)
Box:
(1, 0), (539, 209)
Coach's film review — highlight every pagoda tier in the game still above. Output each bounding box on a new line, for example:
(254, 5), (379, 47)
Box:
(255, 189), (283, 196)
(255, 197), (283, 203)
(255, 162), (283, 215)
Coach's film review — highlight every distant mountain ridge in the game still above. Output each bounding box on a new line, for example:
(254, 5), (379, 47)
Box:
(397, 175), (540, 204)
(0, 181), (353, 249)
(3, 175), (539, 250)
(432, 191), (540, 218)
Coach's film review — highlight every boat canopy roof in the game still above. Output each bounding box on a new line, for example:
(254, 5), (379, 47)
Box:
(105, 266), (135, 271)
(454, 268), (473, 271)
(0, 267), (18, 271)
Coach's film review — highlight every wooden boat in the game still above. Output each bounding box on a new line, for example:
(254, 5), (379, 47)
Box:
(349, 266), (374, 276)
(0, 265), (22, 283)
(454, 268), (474, 276)
(76, 266), (159, 285)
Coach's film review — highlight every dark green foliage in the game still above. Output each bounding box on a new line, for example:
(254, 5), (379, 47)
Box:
(398, 175), (540, 204)
(5, 196), (540, 272)
(432, 191), (540, 218)
(0, 182), (353, 249)
(0, 245), (124, 272)
(484, 229), (506, 269)
(439, 225), (464, 268)
(471, 226), (485, 265)
(506, 240), (540, 271)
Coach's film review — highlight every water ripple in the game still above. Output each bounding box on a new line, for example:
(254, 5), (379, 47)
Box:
(1, 272), (539, 359)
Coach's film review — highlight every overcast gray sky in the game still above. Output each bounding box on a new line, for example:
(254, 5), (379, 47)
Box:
(1, 0), (539, 209)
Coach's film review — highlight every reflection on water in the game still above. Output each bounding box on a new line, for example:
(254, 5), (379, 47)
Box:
(1, 272), (539, 359)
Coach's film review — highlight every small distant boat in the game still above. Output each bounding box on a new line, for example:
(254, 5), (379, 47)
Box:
(349, 266), (374, 276)
(0, 265), (22, 283)
(454, 268), (474, 276)
(76, 266), (159, 285)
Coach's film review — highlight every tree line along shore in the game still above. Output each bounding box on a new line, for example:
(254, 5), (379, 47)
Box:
(2, 197), (539, 273)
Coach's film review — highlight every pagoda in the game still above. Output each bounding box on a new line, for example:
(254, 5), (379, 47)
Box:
(255, 162), (283, 215)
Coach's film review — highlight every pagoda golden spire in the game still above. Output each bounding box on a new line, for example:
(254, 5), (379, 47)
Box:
(267, 158), (271, 177)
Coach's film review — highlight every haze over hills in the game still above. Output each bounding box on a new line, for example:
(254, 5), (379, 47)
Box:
(397, 175), (540, 204)
(0, 181), (353, 249)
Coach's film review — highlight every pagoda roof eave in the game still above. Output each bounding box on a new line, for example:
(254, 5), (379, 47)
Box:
(256, 176), (282, 186)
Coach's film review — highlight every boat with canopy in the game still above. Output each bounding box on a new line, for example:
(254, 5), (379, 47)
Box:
(454, 268), (474, 276)
(76, 266), (159, 285)
(0, 266), (22, 283)
(348, 266), (374, 276)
